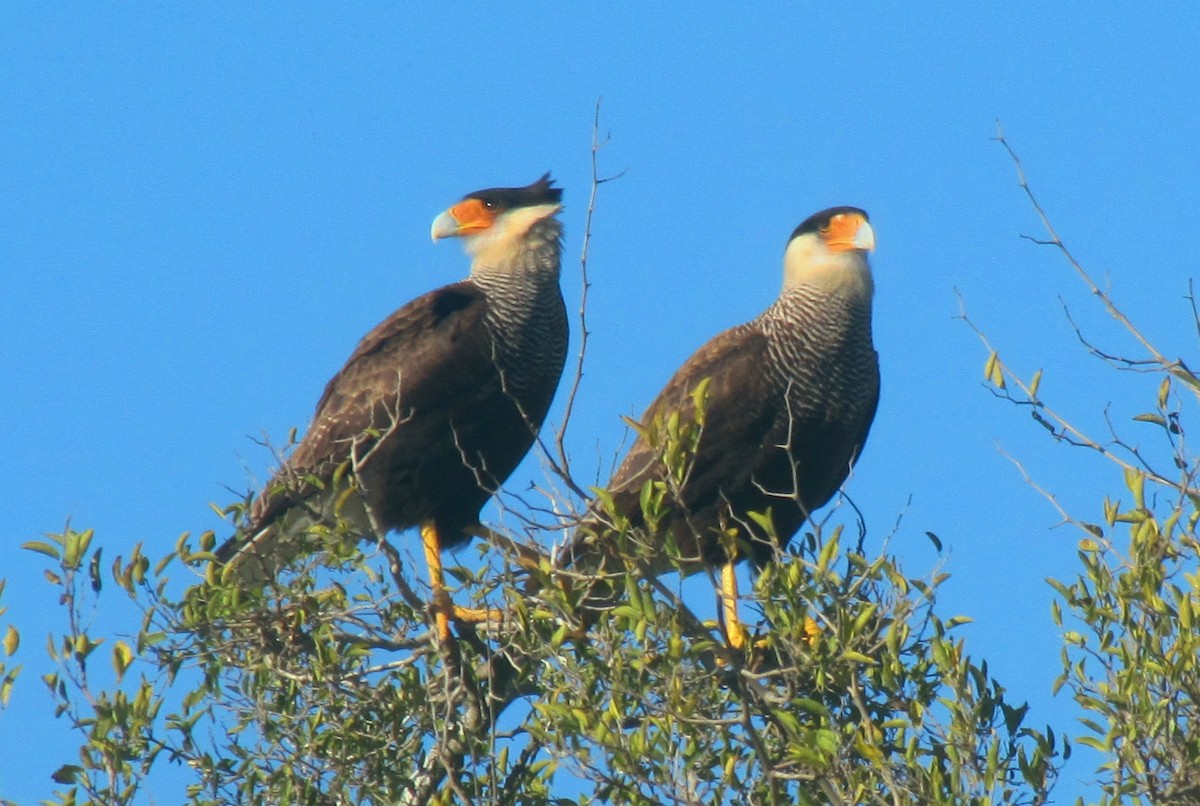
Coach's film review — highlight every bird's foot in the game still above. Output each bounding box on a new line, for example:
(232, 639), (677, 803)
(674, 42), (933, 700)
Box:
(802, 615), (821, 646)
(720, 616), (819, 657)
(429, 603), (507, 643)
(449, 605), (503, 624)
(724, 620), (753, 652)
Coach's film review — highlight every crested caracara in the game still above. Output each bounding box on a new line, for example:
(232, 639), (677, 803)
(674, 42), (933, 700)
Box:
(218, 175), (567, 640)
(561, 206), (878, 648)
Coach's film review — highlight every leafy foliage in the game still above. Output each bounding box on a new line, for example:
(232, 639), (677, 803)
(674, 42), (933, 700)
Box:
(32, 134), (1200, 805)
(972, 133), (1200, 805)
(532, 526), (1059, 804)
(982, 342), (1200, 804)
(15, 430), (1064, 806)
(0, 579), (19, 713)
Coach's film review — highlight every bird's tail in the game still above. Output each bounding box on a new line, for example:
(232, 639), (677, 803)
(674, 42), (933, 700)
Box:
(213, 472), (378, 584)
(214, 521), (296, 584)
(551, 512), (662, 616)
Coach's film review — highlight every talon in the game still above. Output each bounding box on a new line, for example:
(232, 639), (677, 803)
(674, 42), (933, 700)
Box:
(720, 561), (750, 650)
(803, 615), (821, 646)
(421, 522), (454, 642)
(726, 621), (752, 651)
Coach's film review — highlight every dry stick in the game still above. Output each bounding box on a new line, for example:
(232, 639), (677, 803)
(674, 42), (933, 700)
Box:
(402, 102), (624, 803)
(547, 97), (627, 501)
(1188, 279), (1200, 350)
(477, 98), (624, 575)
(994, 124), (1197, 390)
(958, 292), (1200, 498)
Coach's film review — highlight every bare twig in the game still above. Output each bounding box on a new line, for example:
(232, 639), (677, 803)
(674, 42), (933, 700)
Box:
(996, 444), (1110, 545)
(548, 96), (627, 500)
(1061, 301), (1163, 372)
(994, 123), (1198, 394)
(957, 291), (1200, 497)
(1188, 279), (1200, 350)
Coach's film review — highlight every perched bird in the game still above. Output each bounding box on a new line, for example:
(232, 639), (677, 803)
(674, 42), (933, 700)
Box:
(218, 175), (567, 640)
(561, 207), (878, 648)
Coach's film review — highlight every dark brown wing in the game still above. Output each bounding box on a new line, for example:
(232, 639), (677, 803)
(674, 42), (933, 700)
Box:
(566, 325), (780, 568)
(606, 324), (777, 503)
(228, 281), (494, 546)
(572, 326), (879, 572)
(283, 282), (489, 489)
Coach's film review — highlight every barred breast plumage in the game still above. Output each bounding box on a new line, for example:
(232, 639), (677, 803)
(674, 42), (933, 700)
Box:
(564, 206), (878, 577)
(219, 175), (567, 583)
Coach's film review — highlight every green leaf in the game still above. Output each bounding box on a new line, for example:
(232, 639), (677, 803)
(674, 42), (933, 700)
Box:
(794, 698), (829, 717)
(1157, 376), (1171, 409)
(51, 765), (83, 784)
(22, 540), (61, 560)
(984, 350), (1006, 389)
(1124, 467), (1145, 506)
(113, 641), (133, 681)
(1028, 367), (1043, 397)
(0, 672), (16, 707)
(690, 376), (712, 426)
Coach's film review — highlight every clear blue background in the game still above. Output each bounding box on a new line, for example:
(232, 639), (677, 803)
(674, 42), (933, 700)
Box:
(4, 5), (1199, 802)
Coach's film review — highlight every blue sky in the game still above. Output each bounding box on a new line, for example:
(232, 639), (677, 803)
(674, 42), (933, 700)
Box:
(4, 5), (1200, 802)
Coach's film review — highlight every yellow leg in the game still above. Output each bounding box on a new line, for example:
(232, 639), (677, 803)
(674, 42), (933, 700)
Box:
(720, 561), (750, 651)
(718, 556), (819, 651)
(420, 521), (502, 642)
(804, 615), (821, 646)
(421, 522), (453, 642)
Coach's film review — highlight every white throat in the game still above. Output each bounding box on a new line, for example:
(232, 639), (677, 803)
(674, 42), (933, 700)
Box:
(781, 235), (874, 302)
(465, 203), (562, 266)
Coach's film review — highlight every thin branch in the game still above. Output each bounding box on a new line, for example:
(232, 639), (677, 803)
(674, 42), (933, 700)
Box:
(375, 534), (426, 613)
(994, 123), (1197, 392)
(958, 292), (1200, 497)
(1061, 300), (1164, 372)
(548, 96), (627, 499)
(1188, 278), (1200, 350)
(996, 444), (1111, 547)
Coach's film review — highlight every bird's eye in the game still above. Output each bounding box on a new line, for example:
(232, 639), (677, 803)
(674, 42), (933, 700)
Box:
(481, 198), (497, 210)
(820, 214), (845, 233)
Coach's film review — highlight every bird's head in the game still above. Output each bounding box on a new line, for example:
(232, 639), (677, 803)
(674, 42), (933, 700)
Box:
(782, 207), (875, 297)
(430, 173), (563, 262)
